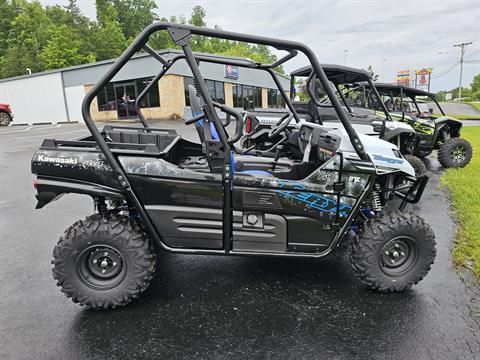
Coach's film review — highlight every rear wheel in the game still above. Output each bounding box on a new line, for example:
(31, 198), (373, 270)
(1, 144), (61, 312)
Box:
(52, 214), (156, 309)
(0, 111), (11, 126)
(438, 138), (473, 168)
(351, 211), (436, 292)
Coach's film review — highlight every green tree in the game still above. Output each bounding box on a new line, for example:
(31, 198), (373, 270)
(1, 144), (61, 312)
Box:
(90, 20), (127, 60)
(149, 16), (178, 50)
(39, 25), (87, 70)
(0, 1), (53, 77)
(470, 73), (480, 100)
(188, 5), (207, 51)
(112, 0), (158, 41)
(0, 0), (21, 58)
(46, 0), (96, 58)
(92, 0), (127, 60)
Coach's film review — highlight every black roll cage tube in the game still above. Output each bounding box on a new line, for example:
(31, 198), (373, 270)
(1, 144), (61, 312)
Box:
(134, 45), (302, 132)
(301, 70), (392, 138)
(399, 87), (446, 117)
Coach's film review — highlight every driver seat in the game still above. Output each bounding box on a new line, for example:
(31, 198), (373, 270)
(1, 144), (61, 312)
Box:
(185, 85), (298, 179)
(188, 85), (220, 142)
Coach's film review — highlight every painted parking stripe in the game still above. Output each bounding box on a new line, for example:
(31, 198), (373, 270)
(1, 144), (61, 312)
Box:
(0, 126), (33, 134)
(16, 129), (88, 140)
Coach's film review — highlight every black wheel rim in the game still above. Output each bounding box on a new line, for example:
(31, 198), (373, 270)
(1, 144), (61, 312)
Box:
(379, 236), (419, 277)
(77, 245), (126, 289)
(450, 145), (467, 164)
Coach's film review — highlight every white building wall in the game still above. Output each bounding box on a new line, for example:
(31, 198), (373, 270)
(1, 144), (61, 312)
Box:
(64, 85), (85, 123)
(0, 72), (67, 124)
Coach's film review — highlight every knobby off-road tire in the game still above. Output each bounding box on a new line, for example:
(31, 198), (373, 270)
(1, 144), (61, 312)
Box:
(438, 138), (473, 168)
(351, 211), (436, 292)
(0, 111), (11, 126)
(52, 214), (156, 310)
(403, 154), (427, 177)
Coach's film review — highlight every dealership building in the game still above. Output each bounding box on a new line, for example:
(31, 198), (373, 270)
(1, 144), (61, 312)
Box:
(0, 50), (289, 125)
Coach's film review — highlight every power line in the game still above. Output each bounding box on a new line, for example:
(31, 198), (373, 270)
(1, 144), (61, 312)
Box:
(431, 61), (460, 79)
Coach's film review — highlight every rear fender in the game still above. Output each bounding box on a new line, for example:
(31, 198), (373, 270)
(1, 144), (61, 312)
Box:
(434, 117), (462, 143)
(35, 176), (124, 209)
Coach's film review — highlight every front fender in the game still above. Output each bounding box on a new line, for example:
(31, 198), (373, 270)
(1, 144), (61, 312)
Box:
(35, 176), (124, 209)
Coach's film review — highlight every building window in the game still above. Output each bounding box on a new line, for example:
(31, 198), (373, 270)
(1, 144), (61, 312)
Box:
(184, 77), (194, 106)
(97, 83), (116, 111)
(184, 78), (225, 106)
(97, 77), (160, 112)
(206, 80), (225, 104)
(233, 84), (243, 107)
(267, 89), (286, 108)
(232, 84), (263, 109)
(136, 78), (160, 108)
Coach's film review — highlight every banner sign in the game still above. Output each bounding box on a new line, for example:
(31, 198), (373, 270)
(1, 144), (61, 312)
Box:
(396, 70), (410, 86)
(225, 65), (239, 79)
(415, 68), (433, 90)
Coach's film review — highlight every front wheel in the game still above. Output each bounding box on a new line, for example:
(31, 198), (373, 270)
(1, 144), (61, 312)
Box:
(438, 138), (473, 168)
(403, 154), (427, 177)
(52, 214), (156, 309)
(351, 211), (436, 292)
(0, 111), (11, 126)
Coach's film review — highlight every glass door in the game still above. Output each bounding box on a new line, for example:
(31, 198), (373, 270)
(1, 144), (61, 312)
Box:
(115, 82), (137, 119)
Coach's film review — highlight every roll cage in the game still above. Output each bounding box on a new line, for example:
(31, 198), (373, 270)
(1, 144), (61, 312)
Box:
(82, 24), (370, 179)
(289, 64), (393, 136)
(369, 83), (446, 117)
(80, 23), (372, 249)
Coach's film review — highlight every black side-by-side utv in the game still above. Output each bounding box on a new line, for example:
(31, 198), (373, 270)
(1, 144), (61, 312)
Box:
(31, 23), (436, 309)
(352, 83), (473, 168)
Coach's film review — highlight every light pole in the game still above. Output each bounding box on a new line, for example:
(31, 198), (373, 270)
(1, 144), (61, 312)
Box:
(453, 41), (473, 99)
(344, 49), (348, 66)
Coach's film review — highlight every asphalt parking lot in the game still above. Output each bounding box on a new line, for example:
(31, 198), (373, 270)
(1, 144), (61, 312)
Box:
(0, 122), (479, 360)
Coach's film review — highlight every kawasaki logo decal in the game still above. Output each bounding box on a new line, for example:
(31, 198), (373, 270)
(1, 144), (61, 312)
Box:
(37, 154), (78, 165)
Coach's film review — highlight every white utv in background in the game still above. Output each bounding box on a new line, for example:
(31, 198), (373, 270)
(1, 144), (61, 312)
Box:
(241, 64), (427, 177)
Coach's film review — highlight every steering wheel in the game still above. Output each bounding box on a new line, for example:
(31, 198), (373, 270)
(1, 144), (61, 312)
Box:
(268, 112), (294, 139)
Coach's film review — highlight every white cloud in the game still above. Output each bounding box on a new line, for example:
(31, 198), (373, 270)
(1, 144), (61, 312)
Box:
(41, 0), (480, 91)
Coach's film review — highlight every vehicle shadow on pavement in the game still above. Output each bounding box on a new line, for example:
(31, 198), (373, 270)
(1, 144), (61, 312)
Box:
(68, 249), (425, 359)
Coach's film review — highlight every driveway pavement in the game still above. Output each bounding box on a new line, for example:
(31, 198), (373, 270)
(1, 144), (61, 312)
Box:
(0, 122), (479, 360)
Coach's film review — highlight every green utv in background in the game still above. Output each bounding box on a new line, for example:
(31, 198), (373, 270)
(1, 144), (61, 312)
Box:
(354, 83), (473, 168)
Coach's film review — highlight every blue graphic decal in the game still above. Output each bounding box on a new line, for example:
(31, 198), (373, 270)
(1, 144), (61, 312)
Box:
(274, 180), (352, 217)
(372, 154), (404, 165)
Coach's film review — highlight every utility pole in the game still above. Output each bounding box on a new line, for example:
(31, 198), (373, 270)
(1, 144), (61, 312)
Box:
(453, 41), (472, 99)
(344, 49), (348, 66)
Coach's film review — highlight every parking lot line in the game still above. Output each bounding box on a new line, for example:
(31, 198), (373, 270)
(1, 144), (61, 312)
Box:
(16, 129), (87, 140)
(0, 126), (33, 134)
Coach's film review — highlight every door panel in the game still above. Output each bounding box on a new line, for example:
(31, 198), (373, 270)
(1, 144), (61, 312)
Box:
(119, 156), (224, 250)
(232, 155), (357, 252)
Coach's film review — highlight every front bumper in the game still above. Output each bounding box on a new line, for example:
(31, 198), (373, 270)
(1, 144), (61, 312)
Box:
(395, 174), (429, 211)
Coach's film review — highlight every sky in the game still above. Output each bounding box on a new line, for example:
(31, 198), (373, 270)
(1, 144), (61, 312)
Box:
(40, 0), (480, 92)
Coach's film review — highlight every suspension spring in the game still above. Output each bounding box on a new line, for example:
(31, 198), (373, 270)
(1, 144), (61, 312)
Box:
(370, 190), (382, 213)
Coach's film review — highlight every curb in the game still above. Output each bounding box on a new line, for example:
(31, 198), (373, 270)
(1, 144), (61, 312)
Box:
(10, 123), (29, 126)
(57, 121), (80, 124)
(32, 122), (52, 125)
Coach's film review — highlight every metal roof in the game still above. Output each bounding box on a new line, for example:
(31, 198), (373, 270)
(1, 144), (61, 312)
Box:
(373, 83), (435, 98)
(290, 64), (371, 84)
